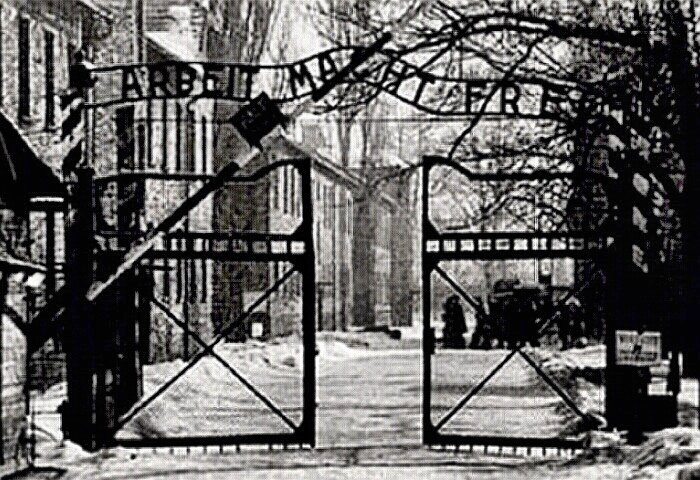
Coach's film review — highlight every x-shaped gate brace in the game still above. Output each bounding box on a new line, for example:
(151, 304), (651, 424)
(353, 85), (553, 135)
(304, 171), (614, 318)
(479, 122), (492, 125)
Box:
(101, 158), (316, 449)
(422, 156), (612, 451)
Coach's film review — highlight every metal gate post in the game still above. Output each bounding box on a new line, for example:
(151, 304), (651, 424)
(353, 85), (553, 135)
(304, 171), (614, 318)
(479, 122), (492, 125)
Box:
(299, 158), (316, 446)
(63, 166), (99, 450)
(421, 157), (436, 444)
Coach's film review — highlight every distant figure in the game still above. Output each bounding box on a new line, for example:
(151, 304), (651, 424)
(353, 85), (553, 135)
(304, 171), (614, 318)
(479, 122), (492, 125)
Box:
(58, 400), (69, 443)
(442, 295), (467, 349)
(559, 296), (582, 350)
(469, 297), (492, 349)
(524, 297), (541, 348)
(567, 296), (587, 348)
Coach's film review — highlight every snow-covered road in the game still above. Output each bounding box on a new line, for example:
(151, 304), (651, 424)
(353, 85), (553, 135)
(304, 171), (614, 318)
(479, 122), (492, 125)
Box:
(24, 335), (700, 479)
(48, 446), (633, 480)
(110, 336), (586, 446)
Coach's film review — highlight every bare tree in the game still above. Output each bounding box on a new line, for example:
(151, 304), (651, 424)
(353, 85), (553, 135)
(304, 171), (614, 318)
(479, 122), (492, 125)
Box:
(307, 0), (696, 342)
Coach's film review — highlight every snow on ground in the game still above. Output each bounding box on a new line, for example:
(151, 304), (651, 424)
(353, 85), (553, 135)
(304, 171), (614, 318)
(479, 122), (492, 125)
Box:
(23, 334), (700, 479)
(17, 443), (639, 480)
(111, 334), (581, 445)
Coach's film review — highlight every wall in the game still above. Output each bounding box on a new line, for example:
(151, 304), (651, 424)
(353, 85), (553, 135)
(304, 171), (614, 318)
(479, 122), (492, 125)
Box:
(0, 0), (95, 468)
(243, 137), (358, 336)
(1, 313), (25, 470)
(1, 273), (26, 471)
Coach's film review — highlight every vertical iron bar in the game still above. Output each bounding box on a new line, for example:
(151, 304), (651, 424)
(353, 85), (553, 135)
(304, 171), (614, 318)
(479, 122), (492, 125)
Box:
(46, 211), (55, 297)
(161, 99), (167, 173)
(299, 159), (316, 446)
(65, 167), (98, 450)
(422, 157), (433, 443)
(24, 289), (32, 420)
(183, 259), (189, 361)
(183, 184), (191, 361)
(146, 99), (152, 169)
(175, 102), (181, 172)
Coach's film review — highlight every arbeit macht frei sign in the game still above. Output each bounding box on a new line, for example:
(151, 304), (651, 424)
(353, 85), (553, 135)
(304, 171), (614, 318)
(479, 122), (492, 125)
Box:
(86, 48), (582, 119)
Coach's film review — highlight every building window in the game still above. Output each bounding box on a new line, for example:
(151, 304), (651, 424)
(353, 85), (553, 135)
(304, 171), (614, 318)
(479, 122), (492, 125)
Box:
(282, 166), (289, 215)
(67, 42), (76, 71)
(18, 16), (30, 124)
(276, 170), (283, 212)
(200, 117), (207, 173)
(116, 107), (135, 170)
(161, 100), (168, 172)
(44, 30), (55, 129)
(136, 123), (146, 169)
(145, 100), (153, 167)
(295, 171), (302, 216)
(200, 259), (208, 302)
(290, 168), (296, 216)
(270, 170), (277, 211)
(175, 102), (182, 172)
(324, 186), (332, 228)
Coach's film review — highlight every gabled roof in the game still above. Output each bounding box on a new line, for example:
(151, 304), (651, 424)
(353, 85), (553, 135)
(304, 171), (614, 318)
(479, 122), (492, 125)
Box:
(76, 0), (114, 21)
(0, 111), (66, 211)
(145, 31), (205, 61)
(263, 133), (399, 208)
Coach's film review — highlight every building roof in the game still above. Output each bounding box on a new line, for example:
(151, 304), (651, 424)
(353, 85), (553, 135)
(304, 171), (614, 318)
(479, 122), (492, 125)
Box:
(145, 30), (205, 61)
(76, 0), (115, 20)
(0, 111), (66, 211)
(269, 134), (398, 208)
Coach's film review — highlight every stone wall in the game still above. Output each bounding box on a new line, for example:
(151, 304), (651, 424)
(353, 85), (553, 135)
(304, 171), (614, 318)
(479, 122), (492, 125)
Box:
(1, 312), (26, 470)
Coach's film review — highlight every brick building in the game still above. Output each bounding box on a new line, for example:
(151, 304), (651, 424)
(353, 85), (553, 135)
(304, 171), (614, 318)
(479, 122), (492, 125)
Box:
(0, 0), (113, 470)
(263, 136), (358, 334)
(236, 135), (419, 335)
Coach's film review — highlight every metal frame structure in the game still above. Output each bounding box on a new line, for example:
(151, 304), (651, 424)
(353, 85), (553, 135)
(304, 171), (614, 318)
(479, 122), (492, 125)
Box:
(64, 159), (315, 450)
(421, 155), (611, 451)
(22, 34), (395, 452)
(18, 20), (690, 452)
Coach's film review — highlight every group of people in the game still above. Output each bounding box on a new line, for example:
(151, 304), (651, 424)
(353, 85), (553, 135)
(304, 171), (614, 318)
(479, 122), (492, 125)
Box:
(441, 291), (588, 351)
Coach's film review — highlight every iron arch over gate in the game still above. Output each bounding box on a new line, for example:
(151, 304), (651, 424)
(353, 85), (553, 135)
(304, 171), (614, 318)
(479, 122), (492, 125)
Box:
(22, 34), (390, 451)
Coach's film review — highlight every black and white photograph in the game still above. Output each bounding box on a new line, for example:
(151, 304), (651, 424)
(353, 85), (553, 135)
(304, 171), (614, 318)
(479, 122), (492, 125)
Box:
(1, 0), (700, 478)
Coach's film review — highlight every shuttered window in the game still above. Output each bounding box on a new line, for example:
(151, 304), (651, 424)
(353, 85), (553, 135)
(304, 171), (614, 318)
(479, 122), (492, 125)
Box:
(18, 16), (30, 123)
(44, 30), (55, 129)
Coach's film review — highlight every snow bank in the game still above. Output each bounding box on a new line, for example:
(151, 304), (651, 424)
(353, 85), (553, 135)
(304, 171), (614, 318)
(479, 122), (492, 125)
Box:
(527, 346), (606, 437)
(623, 428), (700, 468)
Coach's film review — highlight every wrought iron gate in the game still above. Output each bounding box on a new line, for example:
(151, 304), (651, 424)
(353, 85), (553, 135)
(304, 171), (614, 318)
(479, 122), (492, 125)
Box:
(421, 155), (613, 451)
(106, 159), (316, 449)
(63, 154), (316, 449)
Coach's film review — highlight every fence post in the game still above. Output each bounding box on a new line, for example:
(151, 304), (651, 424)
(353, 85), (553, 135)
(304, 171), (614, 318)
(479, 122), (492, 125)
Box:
(64, 166), (99, 450)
